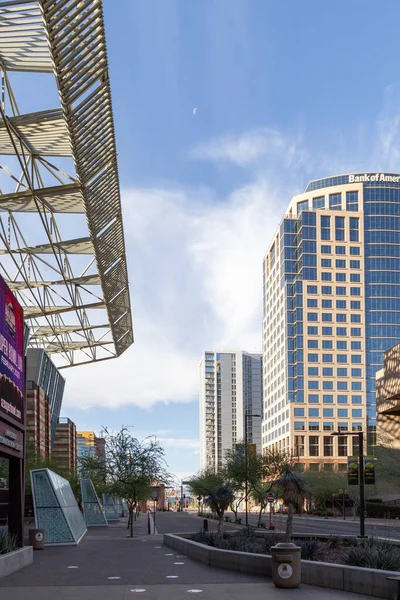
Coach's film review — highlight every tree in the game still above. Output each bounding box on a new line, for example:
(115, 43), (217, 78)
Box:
(275, 465), (309, 542)
(225, 445), (288, 524)
(102, 428), (171, 537)
(187, 468), (234, 533)
(304, 469), (346, 517)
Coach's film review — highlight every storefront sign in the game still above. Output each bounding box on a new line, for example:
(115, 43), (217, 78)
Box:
(347, 457), (359, 485)
(0, 422), (23, 457)
(349, 173), (400, 183)
(364, 456), (376, 485)
(0, 275), (24, 427)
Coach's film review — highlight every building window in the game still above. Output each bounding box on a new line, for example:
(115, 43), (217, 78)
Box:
(294, 408), (304, 417)
(329, 193), (342, 210)
(337, 341), (347, 350)
(308, 326), (318, 335)
(338, 395), (348, 404)
(350, 247), (360, 255)
(308, 367), (319, 376)
(323, 381), (333, 390)
(324, 436), (334, 456)
(308, 340), (319, 348)
(336, 259), (346, 268)
(322, 340), (333, 349)
(337, 368), (348, 376)
(321, 286), (332, 295)
(336, 313), (347, 322)
(351, 328), (361, 336)
(337, 355), (347, 363)
(309, 408), (320, 417)
(313, 196), (325, 209)
(351, 355), (362, 364)
(350, 301), (361, 310)
(336, 287), (346, 295)
(309, 422), (319, 431)
(309, 436), (319, 456)
(352, 409), (362, 418)
(350, 273), (361, 282)
(308, 313), (318, 321)
(322, 327), (333, 335)
(323, 408), (334, 417)
(308, 353), (318, 362)
(321, 245), (331, 254)
(350, 287), (361, 296)
(308, 381), (319, 389)
(322, 368), (333, 378)
(335, 216), (345, 240)
(349, 217), (359, 242)
(352, 368), (362, 377)
(322, 314), (332, 322)
(346, 190), (358, 211)
(323, 394), (334, 403)
(351, 314), (361, 323)
(336, 246), (346, 254)
(350, 260), (360, 269)
(307, 298), (318, 308)
(294, 435), (305, 456)
(336, 273), (346, 282)
(321, 216), (331, 240)
(307, 285), (318, 294)
(338, 381), (348, 390)
(336, 327), (347, 336)
(294, 422), (305, 431)
(336, 300), (347, 309)
(321, 272), (332, 281)
(297, 200), (309, 214)
(338, 422), (348, 432)
(322, 299), (332, 309)
(308, 394), (320, 403)
(352, 422), (363, 432)
(338, 436), (348, 457)
(338, 409), (348, 418)
(321, 258), (332, 267)
(352, 382), (362, 390)
(352, 395), (362, 404)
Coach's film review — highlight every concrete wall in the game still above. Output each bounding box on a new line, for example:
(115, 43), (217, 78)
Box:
(0, 547), (33, 579)
(164, 533), (399, 599)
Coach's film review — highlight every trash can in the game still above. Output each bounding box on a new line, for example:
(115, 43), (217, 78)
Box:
(271, 542), (301, 588)
(29, 528), (45, 550)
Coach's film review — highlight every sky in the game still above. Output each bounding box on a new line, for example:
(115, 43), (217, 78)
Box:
(58, 0), (400, 483)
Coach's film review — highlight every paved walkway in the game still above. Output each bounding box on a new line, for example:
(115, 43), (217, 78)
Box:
(0, 513), (383, 600)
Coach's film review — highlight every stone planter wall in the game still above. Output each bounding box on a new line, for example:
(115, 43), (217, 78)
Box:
(164, 532), (399, 599)
(0, 547), (33, 579)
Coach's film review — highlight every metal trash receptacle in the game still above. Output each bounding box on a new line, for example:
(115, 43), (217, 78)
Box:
(29, 528), (45, 550)
(271, 542), (301, 588)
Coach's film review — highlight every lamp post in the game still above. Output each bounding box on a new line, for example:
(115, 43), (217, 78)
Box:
(151, 487), (159, 534)
(244, 412), (261, 526)
(331, 430), (365, 537)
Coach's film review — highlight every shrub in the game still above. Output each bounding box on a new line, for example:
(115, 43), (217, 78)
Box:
(0, 531), (18, 555)
(366, 502), (400, 519)
(299, 539), (324, 561)
(263, 532), (285, 554)
(346, 538), (400, 571)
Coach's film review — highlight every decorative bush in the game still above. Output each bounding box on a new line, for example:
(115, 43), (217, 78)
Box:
(299, 539), (324, 561)
(366, 502), (400, 519)
(346, 538), (400, 571)
(0, 531), (19, 555)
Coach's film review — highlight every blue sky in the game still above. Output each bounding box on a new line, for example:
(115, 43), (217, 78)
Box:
(61, 0), (400, 482)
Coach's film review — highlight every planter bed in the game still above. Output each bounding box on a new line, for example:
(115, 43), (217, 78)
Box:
(164, 532), (400, 599)
(0, 547), (33, 579)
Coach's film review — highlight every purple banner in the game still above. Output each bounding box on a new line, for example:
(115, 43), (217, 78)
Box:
(0, 276), (24, 425)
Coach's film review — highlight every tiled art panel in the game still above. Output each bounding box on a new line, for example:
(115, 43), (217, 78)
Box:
(80, 479), (108, 526)
(103, 494), (119, 521)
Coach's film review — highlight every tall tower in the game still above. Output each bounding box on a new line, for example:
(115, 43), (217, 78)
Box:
(263, 172), (400, 470)
(200, 351), (262, 471)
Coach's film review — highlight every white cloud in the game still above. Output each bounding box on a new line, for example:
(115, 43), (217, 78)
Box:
(157, 437), (199, 451)
(190, 127), (300, 168)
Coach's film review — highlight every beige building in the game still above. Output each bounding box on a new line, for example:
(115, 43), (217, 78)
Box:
(376, 343), (400, 451)
(261, 172), (400, 469)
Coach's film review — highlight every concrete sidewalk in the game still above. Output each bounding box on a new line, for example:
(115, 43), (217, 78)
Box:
(0, 514), (384, 600)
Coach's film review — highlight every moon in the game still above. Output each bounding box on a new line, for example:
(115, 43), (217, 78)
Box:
(192, 107), (197, 115)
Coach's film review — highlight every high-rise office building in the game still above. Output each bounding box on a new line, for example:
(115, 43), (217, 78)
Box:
(263, 172), (400, 469)
(200, 351), (263, 471)
(53, 417), (78, 476)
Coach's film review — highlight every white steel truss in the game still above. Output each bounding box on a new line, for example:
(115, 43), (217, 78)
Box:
(0, 0), (134, 368)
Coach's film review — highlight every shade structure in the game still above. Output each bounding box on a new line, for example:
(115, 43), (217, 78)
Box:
(80, 479), (107, 526)
(30, 468), (87, 545)
(103, 494), (120, 522)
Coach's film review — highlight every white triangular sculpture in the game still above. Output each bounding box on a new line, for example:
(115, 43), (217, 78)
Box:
(103, 493), (120, 521)
(80, 479), (108, 526)
(30, 468), (87, 545)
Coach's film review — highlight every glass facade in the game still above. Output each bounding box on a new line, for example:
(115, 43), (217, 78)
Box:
(263, 173), (400, 464)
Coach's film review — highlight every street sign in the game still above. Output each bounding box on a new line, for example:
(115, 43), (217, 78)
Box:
(347, 457), (359, 485)
(364, 456), (376, 485)
(267, 492), (274, 503)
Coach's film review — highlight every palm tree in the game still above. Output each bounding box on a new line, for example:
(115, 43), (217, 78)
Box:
(275, 466), (309, 542)
(203, 483), (235, 533)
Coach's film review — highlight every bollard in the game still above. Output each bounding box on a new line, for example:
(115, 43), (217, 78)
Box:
(147, 512), (151, 535)
(271, 542), (301, 588)
(203, 518), (208, 532)
(29, 529), (45, 550)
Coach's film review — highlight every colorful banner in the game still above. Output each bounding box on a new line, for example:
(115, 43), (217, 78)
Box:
(347, 456), (359, 485)
(364, 457), (376, 485)
(0, 275), (24, 426)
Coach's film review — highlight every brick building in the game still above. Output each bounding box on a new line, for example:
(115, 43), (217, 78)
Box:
(53, 417), (77, 476)
(26, 381), (51, 459)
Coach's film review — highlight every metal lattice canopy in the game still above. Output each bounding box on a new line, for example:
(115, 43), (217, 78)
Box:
(0, 0), (134, 367)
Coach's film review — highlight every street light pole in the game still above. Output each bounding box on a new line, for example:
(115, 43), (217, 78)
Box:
(358, 431), (365, 538)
